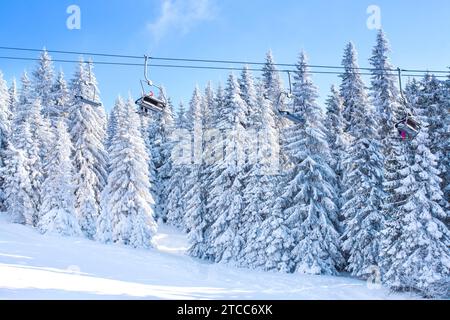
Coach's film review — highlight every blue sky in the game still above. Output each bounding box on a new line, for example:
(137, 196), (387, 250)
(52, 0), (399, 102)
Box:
(0, 0), (449, 111)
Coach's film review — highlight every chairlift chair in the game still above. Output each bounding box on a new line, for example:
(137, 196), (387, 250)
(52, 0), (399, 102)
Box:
(75, 62), (102, 108)
(275, 72), (306, 125)
(395, 68), (421, 140)
(135, 93), (166, 113)
(395, 114), (421, 140)
(136, 55), (167, 115)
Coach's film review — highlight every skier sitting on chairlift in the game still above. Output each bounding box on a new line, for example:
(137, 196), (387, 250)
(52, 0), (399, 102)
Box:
(394, 68), (421, 140)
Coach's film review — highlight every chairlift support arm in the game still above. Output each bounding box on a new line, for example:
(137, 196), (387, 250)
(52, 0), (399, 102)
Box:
(397, 67), (407, 105)
(287, 71), (292, 96)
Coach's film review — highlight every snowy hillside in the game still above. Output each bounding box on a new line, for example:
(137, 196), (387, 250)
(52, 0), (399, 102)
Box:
(0, 216), (415, 300)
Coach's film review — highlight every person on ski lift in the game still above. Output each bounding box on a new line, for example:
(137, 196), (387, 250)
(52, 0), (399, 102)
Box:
(394, 68), (421, 140)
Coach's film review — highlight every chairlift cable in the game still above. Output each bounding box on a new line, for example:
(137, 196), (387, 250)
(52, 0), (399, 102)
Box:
(0, 45), (449, 75)
(0, 55), (447, 78)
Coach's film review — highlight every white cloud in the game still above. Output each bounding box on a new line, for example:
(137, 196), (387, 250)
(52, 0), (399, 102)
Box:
(148, 0), (216, 41)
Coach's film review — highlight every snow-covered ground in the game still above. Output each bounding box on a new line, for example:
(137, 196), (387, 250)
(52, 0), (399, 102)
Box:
(0, 216), (416, 300)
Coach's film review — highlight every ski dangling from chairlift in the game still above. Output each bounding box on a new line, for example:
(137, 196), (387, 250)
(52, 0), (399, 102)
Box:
(275, 71), (306, 125)
(394, 68), (421, 141)
(75, 62), (102, 108)
(135, 55), (168, 115)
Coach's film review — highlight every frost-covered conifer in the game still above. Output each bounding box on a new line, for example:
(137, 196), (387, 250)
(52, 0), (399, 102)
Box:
(38, 121), (80, 236)
(340, 44), (384, 278)
(2, 145), (34, 225)
(381, 125), (450, 297)
(204, 74), (247, 263)
(98, 97), (156, 248)
(69, 61), (108, 238)
(32, 49), (55, 120)
(279, 52), (343, 274)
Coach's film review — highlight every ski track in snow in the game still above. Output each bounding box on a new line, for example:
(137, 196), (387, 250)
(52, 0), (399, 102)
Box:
(0, 216), (416, 300)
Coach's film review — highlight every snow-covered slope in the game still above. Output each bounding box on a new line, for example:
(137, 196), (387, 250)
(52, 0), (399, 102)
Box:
(0, 216), (415, 300)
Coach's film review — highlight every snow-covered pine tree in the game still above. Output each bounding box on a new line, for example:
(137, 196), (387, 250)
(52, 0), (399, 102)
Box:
(239, 66), (258, 126)
(0, 71), (11, 211)
(98, 97), (156, 248)
(11, 97), (52, 225)
(140, 102), (167, 221)
(8, 78), (18, 119)
(235, 66), (258, 247)
(198, 84), (228, 260)
(441, 76), (450, 209)
(38, 121), (80, 236)
(14, 72), (32, 126)
(256, 198), (294, 272)
(187, 83), (219, 256)
(238, 66), (279, 268)
(262, 50), (283, 105)
(340, 42), (368, 133)
(32, 49), (55, 120)
(369, 30), (401, 144)
(0, 71), (10, 150)
(185, 87), (209, 256)
(369, 29), (404, 211)
(340, 44), (385, 278)
(368, 31), (414, 263)
(96, 96), (125, 243)
(324, 85), (348, 221)
(50, 70), (71, 125)
(279, 52), (344, 275)
(238, 65), (259, 182)
(185, 86), (203, 166)
(261, 51), (290, 173)
(238, 82), (279, 268)
(417, 74), (449, 212)
(69, 60), (108, 239)
(205, 74), (247, 263)
(9, 114), (40, 224)
(213, 83), (226, 126)
(29, 98), (54, 166)
(176, 101), (189, 129)
(157, 97), (175, 222)
(2, 144), (34, 224)
(185, 162), (208, 256)
(405, 78), (420, 104)
(201, 82), (218, 176)
(138, 106), (156, 212)
(84, 61), (109, 175)
(404, 78), (422, 163)
(17, 69), (55, 175)
(202, 82), (217, 134)
(10, 73), (38, 218)
(106, 96), (125, 151)
(380, 124), (450, 297)
(166, 102), (190, 230)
